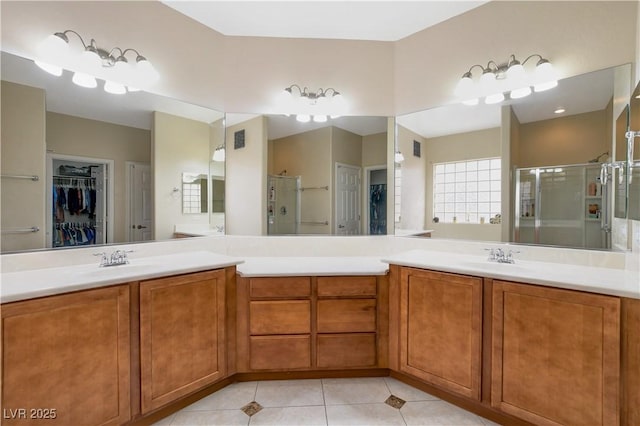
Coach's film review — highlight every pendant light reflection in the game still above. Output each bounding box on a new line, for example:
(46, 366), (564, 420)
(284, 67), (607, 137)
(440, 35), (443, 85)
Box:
(212, 146), (226, 162)
(454, 53), (557, 106)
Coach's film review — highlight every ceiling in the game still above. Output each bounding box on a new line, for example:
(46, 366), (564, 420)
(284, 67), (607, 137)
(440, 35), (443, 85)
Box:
(161, 1), (488, 42)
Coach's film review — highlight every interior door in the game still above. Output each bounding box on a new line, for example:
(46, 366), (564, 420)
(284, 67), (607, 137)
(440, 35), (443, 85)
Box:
(335, 163), (361, 235)
(129, 162), (152, 242)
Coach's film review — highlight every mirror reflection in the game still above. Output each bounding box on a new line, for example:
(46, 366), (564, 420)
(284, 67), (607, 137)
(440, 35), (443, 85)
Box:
(628, 80), (640, 220)
(225, 113), (390, 236)
(396, 63), (632, 250)
(0, 51), (224, 253)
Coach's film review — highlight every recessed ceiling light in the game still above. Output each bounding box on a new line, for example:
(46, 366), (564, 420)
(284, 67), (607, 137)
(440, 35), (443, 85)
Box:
(554, 108), (566, 114)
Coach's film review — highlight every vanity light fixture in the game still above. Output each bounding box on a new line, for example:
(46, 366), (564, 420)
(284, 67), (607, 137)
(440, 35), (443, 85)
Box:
(455, 54), (557, 106)
(394, 151), (405, 163)
(34, 30), (158, 94)
(280, 84), (346, 122)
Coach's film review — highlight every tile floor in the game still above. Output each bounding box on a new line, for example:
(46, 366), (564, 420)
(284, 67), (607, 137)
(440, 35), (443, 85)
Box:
(152, 377), (501, 426)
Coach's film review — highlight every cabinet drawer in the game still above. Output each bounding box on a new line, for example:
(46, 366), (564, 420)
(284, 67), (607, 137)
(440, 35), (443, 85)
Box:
(250, 335), (311, 370)
(317, 299), (376, 333)
(317, 333), (377, 368)
(317, 276), (377, 297)
(250, 300), (310, 335)
(250, 277), (311, 298)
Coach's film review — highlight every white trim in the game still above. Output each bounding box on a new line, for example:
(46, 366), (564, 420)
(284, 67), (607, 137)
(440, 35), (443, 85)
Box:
(364, 165), (387, 235)
(47, 153), (115, 247)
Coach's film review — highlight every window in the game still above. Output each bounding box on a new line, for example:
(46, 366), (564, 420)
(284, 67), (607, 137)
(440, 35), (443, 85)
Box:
(433, 158), (501, 224)
(182, 182), (203, 214)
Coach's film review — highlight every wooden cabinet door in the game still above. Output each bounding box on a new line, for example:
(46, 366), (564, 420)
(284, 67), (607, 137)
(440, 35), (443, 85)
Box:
(2, 285), (130, 426)
(140, 270), (226, 413)
(399, 268), (482, 400)
(492, 281), (620, 426)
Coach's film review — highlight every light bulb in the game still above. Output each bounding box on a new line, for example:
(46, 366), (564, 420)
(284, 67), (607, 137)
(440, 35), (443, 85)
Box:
(113, 58), (131, 81)
(313, 115), (328, 123)
(506, 62), (524, 80)
(34, 60), (63, 76)
(454, 73), (474, 98)
(394, 151), (405, 163)
(296, 114), (311, 123)
(479, 70), (496, 93)
(80, 48), (102, 74)
(212, 147), (225, 162)
(104, 80), (126, 94)
(72, 72), (97, 88)
(533, 59), (557, 92)
(135, 57), (159, 83)
(38, 33), (69, 59)
(510, 86), (532, 99)
(462, 98), (479, 106)
(485, 93), (505, 104)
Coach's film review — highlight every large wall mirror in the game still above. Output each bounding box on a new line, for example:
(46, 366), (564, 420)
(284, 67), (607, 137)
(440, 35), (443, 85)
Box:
(225, 113), (391, 236)
(629, 80), (640, 220)
(0, 51), (225, 253)
(396, 63), (633, 251)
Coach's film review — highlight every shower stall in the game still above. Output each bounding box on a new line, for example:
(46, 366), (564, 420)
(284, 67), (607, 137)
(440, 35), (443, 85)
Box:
(267, 175), (300, 235)
(514, 163), (610, 249)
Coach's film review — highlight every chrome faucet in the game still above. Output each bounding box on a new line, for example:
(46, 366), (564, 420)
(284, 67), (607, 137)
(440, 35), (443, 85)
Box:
(485, 248), (519, 264)
(94, 249), (132, 267)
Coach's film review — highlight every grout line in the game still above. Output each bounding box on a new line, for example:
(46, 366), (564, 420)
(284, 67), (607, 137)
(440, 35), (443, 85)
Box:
(321, 378), (329, 426)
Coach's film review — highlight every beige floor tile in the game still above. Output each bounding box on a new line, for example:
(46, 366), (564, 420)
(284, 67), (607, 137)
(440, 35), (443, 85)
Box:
(151, 413), (176, 426)
(183, 381), (258, 411)
(322, 377), (391, 405)
(171, 409), (249, 426)
(326, 403), (405, 426)
(255, 379), (324, 407)
(401, 400), (485, 425)
(384, 377), (439, 402)
(249, 406), (327, 425)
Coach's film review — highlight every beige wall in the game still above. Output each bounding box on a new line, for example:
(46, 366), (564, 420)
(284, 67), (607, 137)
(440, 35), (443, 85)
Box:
(1, 81), (46, 252)
(517, 110), (609, 168)
(4, 2), (636, 116)
(152, 111), (209, 240)
(226, 116), (268, 235)
(394, 1), (638, 115)
(271, 127), (332, 234)
(396, 125), (427, 232)
(47, 112), (150, 244)
(424, 127), (502, 242)
(362, 132), (387, 167)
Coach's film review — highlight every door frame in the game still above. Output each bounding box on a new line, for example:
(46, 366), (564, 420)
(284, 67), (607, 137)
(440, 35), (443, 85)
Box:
(125, 161), (152, 242)
(46, 153), (114, 247)
(363, 165), (387, 235)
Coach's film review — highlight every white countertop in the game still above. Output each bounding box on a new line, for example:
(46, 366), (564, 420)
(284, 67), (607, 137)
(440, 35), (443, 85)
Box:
(237, 256), (389, 277)
(382, 249), (640, 299)
(0, 251), (243, 303)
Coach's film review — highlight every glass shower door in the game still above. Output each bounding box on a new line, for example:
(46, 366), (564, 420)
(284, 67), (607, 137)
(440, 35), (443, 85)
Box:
(537, 166), (585, 247)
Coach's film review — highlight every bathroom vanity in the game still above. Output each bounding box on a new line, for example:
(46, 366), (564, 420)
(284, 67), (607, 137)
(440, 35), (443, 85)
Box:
(1, 243), (639, 426)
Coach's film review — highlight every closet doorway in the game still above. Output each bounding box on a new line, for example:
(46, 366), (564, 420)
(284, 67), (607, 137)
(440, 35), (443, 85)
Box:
(364, 166), (387, 235)
(46, 153), (114, 248)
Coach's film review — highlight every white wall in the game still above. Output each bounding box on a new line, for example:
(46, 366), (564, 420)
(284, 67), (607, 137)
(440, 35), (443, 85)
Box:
(226, 116), (268, 235)
(153, 111), (211, 240)
(396, 125), (426, 231)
